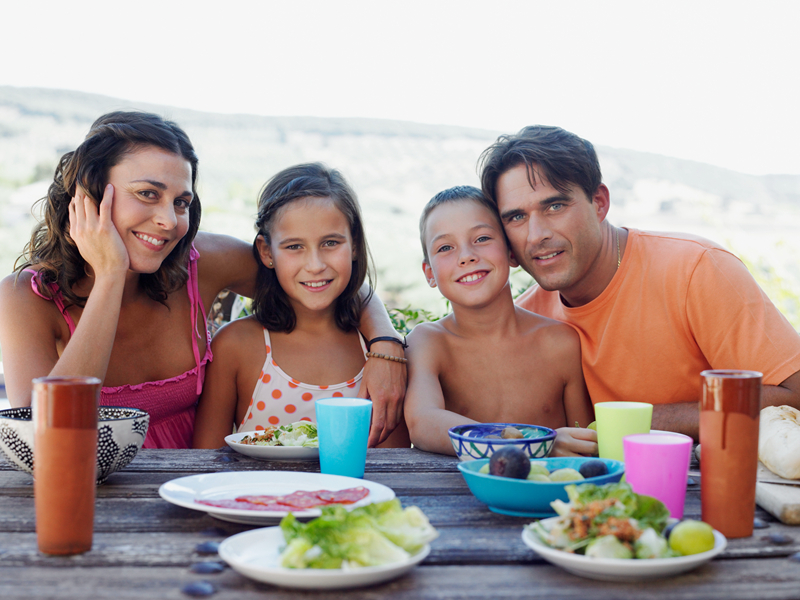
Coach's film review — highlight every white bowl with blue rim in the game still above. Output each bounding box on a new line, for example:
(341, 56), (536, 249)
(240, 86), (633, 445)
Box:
(458, 456), (625, 517)
(0, 406), (150, 484)
(448, 423), (556, 461)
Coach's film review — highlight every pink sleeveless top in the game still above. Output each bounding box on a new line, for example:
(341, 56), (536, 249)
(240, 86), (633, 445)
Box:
(27, 246), (212, 449)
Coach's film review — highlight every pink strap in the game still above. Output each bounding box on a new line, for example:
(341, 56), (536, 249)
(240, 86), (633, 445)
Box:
(187, 245), (209, 395)
(25, 269), (77, 335)
(26, 247), (209, 396)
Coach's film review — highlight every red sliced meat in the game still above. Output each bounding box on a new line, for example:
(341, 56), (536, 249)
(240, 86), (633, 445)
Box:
(236, 495), (281, 506)
(197, 499), (287, 511)
(317, 487), (369, 504)
(197, 486), (371, 512)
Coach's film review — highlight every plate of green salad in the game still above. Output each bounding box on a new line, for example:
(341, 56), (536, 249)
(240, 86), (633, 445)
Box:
(226, 421), (319, 461)
(522, 482), (726, 581)
(218, 499), (438, 589)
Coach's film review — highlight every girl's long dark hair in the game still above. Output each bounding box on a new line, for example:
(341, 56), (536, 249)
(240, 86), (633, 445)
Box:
(16, 111), (202, 306)
(252, 163), (374, 333)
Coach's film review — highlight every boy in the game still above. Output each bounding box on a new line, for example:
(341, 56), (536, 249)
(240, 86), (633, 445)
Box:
(404, 186), (597, 456)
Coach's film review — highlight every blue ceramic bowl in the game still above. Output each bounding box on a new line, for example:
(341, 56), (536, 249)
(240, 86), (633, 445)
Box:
(458, 456), (625, 517)
(448, 423), (556, 461)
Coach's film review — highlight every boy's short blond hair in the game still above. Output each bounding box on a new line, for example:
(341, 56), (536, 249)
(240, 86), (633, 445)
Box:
(419, 185), (502, 263)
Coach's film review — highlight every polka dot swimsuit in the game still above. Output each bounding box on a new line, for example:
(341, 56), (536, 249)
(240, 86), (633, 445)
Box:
(237, 328), (367, 432)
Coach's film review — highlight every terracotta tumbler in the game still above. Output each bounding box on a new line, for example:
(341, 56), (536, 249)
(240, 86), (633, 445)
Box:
(33, 376), (101, 555)
(699, 370), (761, 539)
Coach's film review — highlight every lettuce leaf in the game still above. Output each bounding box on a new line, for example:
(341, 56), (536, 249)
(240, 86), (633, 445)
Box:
(278, 500), (438, 569)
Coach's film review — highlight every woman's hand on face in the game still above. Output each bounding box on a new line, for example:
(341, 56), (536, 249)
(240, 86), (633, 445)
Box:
(69, 184), (130, 278)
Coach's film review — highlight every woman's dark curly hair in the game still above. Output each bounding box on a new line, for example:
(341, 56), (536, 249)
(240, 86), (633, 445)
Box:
(16, 111), (202, 306)
(252, 163), (374, 333)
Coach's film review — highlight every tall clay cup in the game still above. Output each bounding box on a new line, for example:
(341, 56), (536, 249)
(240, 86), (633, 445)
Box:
(700, 370), (761, 539)
(33, 376), (101, 555)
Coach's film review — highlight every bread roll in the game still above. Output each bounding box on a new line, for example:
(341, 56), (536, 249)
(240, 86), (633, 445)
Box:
(758, 405), (800, 480)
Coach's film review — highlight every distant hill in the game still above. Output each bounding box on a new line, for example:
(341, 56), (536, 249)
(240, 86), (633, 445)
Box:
(2, 85), (798, 326)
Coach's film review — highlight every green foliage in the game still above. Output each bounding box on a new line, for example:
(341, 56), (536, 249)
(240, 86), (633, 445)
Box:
(388, 305), (447, 335)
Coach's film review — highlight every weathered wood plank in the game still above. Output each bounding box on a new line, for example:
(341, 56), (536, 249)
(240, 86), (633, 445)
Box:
(2, 560), (800, 600)
(0, 526), (542, 567)
(21, 447), (458, 472)
(2, 503), (795, 560)
(0, 470), (471, 499)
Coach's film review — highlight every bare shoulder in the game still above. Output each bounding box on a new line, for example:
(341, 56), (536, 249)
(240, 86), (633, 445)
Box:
(515, 306), (580, 353)
(407, 317), (453, 351)
(211, 315), (264, 352)
(0, 270), (53, 321)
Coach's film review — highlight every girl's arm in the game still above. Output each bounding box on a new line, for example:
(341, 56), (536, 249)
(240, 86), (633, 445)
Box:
(403, 325), (472, 455)
(356, 284), (407, 448)
(552, 326), (597, 457)
(193, 323), (246, 448)
(0, 185), (129, 406)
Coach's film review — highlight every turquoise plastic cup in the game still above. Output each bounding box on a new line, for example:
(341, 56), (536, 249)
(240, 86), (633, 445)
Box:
(315, 398), (372, 478)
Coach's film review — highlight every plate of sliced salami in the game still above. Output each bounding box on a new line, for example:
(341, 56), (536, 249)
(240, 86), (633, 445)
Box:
(158, 471), (395, 524)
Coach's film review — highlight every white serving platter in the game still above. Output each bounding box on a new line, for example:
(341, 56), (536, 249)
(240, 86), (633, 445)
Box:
(158, 471), (394, 525)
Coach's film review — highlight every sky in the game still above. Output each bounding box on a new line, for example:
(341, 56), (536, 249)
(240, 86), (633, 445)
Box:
(2, 0), (799, 175)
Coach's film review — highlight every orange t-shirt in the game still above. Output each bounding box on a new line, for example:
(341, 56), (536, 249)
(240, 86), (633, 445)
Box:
(515, 229), (800, 405)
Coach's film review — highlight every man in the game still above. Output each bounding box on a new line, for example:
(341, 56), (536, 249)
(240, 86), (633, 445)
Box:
(479, 125), (800, 439)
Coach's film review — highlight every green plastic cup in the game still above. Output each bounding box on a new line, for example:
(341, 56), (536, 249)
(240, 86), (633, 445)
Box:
(595, 401), (653, 461)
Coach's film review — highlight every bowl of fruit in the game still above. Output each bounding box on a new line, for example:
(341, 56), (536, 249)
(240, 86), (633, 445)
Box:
(457, 447), (624, 517)
(448, 423), (556, 461)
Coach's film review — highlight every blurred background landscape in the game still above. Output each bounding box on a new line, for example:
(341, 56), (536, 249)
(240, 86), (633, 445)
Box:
(2, 86), (800, 329)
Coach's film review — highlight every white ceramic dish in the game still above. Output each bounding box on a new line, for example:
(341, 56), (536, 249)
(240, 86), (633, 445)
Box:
(219, 526), (429, 589)
(158, 471), (395, 525)
(225, 431), (319, 461)
(521, 519), (727, 582)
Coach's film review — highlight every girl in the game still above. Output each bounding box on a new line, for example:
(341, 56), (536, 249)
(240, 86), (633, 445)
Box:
(193, 163), (409, 448)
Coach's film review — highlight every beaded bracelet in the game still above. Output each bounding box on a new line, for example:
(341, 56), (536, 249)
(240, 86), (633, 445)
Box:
(366, 352), (408, 365)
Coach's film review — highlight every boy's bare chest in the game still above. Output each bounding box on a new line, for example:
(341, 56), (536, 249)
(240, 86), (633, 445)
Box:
(438, 343), (567, 428)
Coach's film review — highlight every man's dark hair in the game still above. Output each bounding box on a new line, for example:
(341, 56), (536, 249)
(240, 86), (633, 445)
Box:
(478, 125), (602, 206)
(419, 185), (500, 263)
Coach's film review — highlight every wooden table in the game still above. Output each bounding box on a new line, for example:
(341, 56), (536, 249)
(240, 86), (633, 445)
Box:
(1, 448), (799, 599)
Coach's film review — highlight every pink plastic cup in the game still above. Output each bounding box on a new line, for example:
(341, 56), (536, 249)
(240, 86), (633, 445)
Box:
(623, 433), (693, 519)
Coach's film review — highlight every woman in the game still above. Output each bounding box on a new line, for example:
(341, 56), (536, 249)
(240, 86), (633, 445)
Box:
(0, 112), (405, 448)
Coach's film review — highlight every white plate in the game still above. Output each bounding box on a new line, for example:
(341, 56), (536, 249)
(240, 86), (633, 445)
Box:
(225, 431), (319, 461)
(521, 519), (727, 582)
(219, 526), (430, 589)
(158, 471), (395, 525)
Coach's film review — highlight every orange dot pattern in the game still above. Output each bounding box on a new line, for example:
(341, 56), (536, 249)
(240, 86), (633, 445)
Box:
(237, 328), (369, 432)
